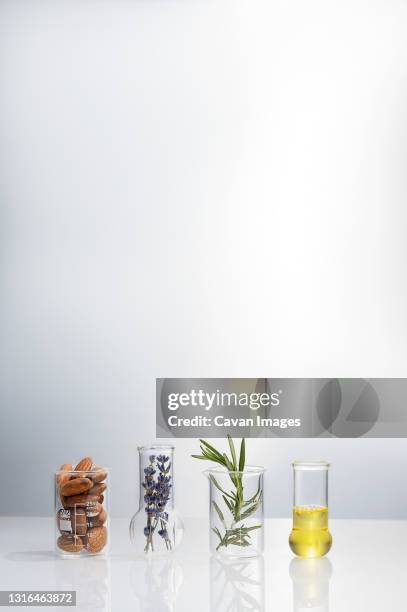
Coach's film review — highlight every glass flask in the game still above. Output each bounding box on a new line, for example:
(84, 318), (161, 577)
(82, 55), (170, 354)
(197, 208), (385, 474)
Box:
(129, 445), (183, 554)
(289, 461), (332, 558)
(205, 466), (264, 558)
(55, 464), (109, 557)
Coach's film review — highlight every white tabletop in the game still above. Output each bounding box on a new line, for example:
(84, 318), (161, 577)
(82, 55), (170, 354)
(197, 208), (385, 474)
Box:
(0, 517), (404, 611)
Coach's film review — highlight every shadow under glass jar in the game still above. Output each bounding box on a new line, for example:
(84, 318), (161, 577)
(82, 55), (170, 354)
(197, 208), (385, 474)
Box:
(205, 466), (265, 558)
(55, 466), (109, 557)
(289, 461), (332, 558)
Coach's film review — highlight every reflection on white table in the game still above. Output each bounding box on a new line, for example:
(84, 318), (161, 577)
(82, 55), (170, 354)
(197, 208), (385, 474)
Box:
(0, 518), (405, 611)
(210, 556), (264, 611)
(290, 557), (332, 612)
(130, 556), (183, 612)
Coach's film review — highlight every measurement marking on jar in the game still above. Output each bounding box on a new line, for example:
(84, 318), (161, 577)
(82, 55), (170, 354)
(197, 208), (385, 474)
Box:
(0, 591), (76, 606)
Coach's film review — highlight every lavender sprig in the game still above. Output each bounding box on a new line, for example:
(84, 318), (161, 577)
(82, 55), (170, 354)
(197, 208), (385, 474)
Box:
(142, 454), (172, 552)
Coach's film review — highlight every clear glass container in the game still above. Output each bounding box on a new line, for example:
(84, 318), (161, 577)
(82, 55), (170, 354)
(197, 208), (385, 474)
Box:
(205, 466), (264, 558)
(129, 445), (183, 554)
(55, 463), (109, 557)
(289, 461), (332, 558)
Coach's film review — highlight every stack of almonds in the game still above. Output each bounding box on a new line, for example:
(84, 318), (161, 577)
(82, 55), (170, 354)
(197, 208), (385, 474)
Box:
(56, 457), (108, 555)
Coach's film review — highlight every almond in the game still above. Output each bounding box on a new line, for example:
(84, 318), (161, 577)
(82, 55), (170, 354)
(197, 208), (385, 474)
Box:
(64, 494), (100, 510)
(74, 457), (93, 472)
(60, 477), (92, 497)
(89, 482), (106, 497)
(57, 534), (84, 553)
(98, 508), (107, 524)
(87, 527), (107, 553)
(57, 464), (72, 487)
(85, 501), (103, 517)
(90, 467), (107, 483)
(70, 508), (87, 536)
(98, 495), (104, 504)
(88, 508), (107, 528)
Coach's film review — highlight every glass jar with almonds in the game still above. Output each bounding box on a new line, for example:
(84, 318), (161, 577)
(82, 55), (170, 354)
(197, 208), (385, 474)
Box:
(55, 457), (109, 557)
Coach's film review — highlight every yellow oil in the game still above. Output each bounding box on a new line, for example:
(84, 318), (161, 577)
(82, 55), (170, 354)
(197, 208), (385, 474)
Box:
(289, 506), (332, 558)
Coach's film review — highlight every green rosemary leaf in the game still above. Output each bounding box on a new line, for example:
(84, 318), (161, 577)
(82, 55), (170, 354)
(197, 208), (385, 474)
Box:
(240, 497), (262, 521)
(199, 439), (225, 462)
(201, 448), (225, 465)
(191, 455), (208, 460)
(225, 527), (246, 536)
(201, 450), (215, 461)
(226, 535), (251, 547)
(222, 495), (235, 513)
(212, 501), (227, 528)
(223, 453), (240, 493)
(211, 527), (222, 541)
(240, 504), (257, 521)
(223, 454), (235, 472)
(239, 438), (246, 471)
(245, 525), (262, 532)
(227, 434), (237, 470)
(209, 475), (235, 500)
(215, 522), (262, 550)
(231, 525), (262, 535)
(242, 476), (261, 506)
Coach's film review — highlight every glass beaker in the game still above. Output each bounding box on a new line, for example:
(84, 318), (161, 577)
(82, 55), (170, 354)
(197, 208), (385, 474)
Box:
(289, 461), (332, 558)
(129, 445), (183, 554)
(55, 463), (109, 557)
(205, 466), (264, 558)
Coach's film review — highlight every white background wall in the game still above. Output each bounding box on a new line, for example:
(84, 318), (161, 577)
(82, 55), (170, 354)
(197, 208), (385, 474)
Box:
(1, 0), (407, 519)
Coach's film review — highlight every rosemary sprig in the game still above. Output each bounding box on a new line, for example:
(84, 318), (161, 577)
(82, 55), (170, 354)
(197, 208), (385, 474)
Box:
(192, 435), (262, 551)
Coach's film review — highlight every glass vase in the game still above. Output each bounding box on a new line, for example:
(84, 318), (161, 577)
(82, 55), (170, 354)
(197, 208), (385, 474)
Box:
(55, 464), (109, 557)
(289, 461), (332, 558)
(205, 466), (264, 558)
(129, 445), (183, 554)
